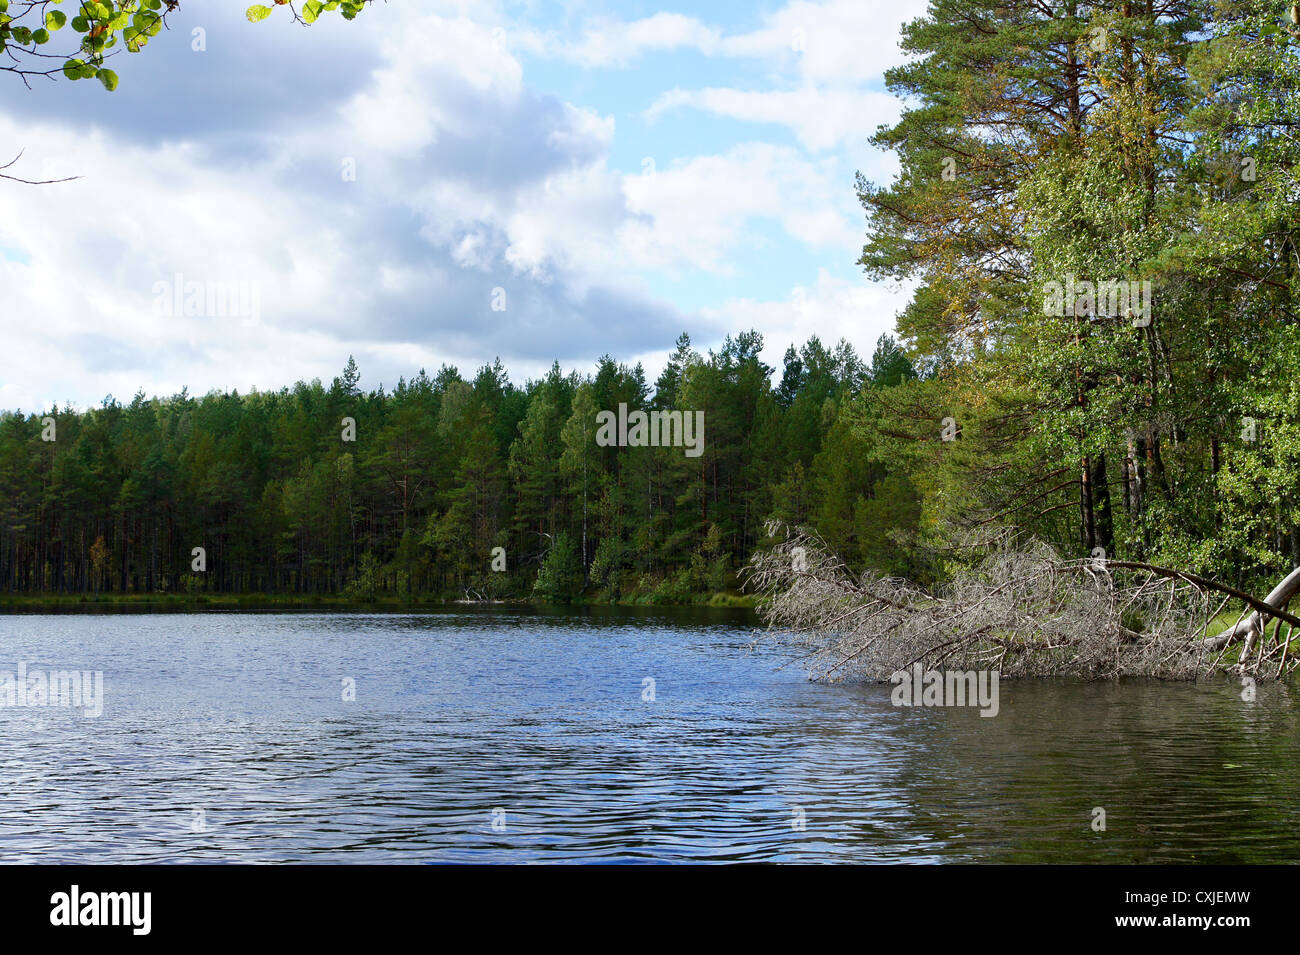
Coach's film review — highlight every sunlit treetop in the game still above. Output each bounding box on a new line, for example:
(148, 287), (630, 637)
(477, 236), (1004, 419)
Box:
(0, 0), (374, 92)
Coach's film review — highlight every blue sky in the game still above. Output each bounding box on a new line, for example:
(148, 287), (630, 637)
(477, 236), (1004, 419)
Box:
(0, 0), (926, 412)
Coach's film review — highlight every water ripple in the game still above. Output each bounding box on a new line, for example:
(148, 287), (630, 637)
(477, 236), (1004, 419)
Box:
(0, 609), (1296, 862)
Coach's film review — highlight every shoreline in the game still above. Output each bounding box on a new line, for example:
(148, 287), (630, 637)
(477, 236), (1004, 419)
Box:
(0, 592), (757, 614)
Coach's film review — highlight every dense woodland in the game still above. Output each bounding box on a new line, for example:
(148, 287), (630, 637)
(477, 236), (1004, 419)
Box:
(0, 336), (921, 602)
(5, 0), (1300, 605)
(850, 0), (1300, 599)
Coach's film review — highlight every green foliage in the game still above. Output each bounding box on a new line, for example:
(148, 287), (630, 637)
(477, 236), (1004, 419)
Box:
(0, 1), (372, 91)
(532, 532), (581, 603)
(588, 535), (629, 600)
(850, 0), (1300, 595)
(0, 336), (929, 602)
(246, 0), (371, 25)
(1, 1), (174, 89)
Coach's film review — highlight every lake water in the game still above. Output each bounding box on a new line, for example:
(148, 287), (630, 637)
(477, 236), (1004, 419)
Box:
(0, 607), (1297, 863)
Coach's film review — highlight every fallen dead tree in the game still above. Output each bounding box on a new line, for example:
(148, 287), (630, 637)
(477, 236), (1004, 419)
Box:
(744, 522), (1300, 682)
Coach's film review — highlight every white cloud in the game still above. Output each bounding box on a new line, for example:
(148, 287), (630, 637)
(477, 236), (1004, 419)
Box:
(539, 0), (929, 153)
(530, 0), (928, 81)
(619, 143), (861, 274)
(647, 86), (898, 152)
(700, 269), (916, 372)
(0, 0), (921, 411)
(524, 12), (723, 67)
(339, 15), (525, 154)
(0, 13), (686, 410)
(718, 0), (927, 85)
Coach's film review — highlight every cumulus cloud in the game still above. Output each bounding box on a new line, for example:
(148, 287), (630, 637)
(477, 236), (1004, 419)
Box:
(701, 269), (916, 375)
(0, 0), (919, 411)
(717, 0), (928, 85)
(647, 86), (899, 152)
(618, 143), (862, 274)
(530, 0), (927, 80)
(542, 0), (928, 155)
(0, 11), (685, 409)
(528, 12), (724, 68)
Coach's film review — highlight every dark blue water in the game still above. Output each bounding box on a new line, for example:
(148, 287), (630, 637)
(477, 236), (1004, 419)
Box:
(1, 607), (1297, 862)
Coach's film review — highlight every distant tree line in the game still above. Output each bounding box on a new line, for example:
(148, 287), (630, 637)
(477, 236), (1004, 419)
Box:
(0, 332), (923, 603)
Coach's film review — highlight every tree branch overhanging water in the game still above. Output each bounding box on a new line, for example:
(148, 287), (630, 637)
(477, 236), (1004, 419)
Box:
(744, 523), (1299, 683)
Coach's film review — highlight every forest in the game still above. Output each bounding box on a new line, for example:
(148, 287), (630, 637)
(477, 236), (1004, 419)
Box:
(3, 0), (1300, 618)
(838, 0), (1300, 604)
(0, 335), (921, 604)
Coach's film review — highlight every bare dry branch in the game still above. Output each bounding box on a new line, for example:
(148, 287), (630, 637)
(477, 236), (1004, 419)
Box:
(744, 522), (1288, 683)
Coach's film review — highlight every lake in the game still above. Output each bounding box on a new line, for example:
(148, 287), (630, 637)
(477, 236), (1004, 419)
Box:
(1, 606), (1297, 863)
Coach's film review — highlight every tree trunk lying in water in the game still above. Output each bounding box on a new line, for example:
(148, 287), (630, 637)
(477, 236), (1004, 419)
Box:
(745, 523), (1299, 682)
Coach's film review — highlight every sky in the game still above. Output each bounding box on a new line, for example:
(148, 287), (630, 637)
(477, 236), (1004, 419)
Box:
(0, 0), (927, 412)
